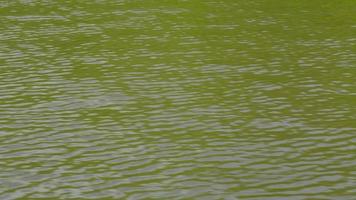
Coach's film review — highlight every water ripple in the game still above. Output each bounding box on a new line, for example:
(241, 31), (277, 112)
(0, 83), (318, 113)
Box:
(1, 0), (356, 199)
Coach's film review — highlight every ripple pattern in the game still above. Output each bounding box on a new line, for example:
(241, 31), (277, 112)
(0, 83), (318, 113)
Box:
(1, 0), (356, 199)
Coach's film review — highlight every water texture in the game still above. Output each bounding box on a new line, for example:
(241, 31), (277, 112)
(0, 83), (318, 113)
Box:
(1, 0), (356, 199)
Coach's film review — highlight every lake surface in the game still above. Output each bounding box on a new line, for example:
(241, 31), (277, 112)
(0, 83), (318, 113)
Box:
(1, 1), (356, 199)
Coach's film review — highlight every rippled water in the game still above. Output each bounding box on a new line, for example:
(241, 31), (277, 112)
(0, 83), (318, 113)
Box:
(1, 1), (356, 199)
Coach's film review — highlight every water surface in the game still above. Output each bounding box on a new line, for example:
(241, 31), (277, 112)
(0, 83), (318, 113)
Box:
(1, 0), (356, 199)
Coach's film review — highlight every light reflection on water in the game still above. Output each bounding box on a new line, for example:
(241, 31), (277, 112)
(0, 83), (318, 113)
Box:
(1, 0), (356, 199)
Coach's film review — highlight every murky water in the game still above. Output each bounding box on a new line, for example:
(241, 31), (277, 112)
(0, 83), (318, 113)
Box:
(1, 1), (356, 199)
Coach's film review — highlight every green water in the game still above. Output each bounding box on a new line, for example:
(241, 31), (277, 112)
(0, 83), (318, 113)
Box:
(1, 1), (356, 199)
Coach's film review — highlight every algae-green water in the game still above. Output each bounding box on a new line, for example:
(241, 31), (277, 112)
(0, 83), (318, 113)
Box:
(1, 1), (356, 199)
